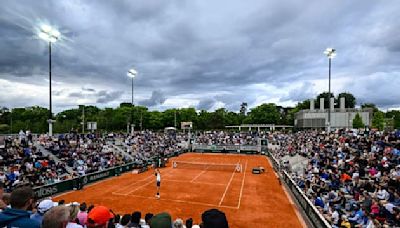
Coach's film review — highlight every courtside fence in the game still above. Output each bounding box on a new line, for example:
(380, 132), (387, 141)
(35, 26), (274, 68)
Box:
(268, 152), (331, 228)
(33, 149), (188, 199)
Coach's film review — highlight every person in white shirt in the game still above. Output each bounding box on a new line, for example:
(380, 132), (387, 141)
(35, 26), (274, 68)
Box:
(155, 169), (161, 199)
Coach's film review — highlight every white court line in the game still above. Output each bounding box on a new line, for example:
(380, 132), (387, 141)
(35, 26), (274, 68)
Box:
(218, 160), (240, 206)
(113, 171), (155, 193)
(113, 156), (200, 194)
(190, 170), (207, 183)
(111, 192), (239, 210)
(236, 160), (248, 209)
(163, 179), (226, 186)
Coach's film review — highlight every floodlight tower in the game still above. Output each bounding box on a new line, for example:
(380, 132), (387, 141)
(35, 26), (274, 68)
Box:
(38, 24), (60, 137)
(127, 68), (137, 135)
(324, 48), (336, 133)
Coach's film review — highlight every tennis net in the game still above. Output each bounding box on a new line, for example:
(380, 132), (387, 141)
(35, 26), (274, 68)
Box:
(172, 161), (242, 173)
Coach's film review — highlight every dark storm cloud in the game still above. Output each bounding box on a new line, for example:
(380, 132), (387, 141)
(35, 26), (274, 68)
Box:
(139, 90), (167, 107)
(0, 0), (400, 111)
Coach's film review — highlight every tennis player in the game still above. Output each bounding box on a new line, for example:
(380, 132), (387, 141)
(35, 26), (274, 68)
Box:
(155, 168), (161, 199)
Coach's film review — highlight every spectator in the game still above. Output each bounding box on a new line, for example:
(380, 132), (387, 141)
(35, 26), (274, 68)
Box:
(118, 214), (131, 228)
(87, 205), (114, 228)
(150, 212), (172, 228)
(130, 211), (141, 227)
(42, 206), (70, 228)
(185, 218), (193, 228)
(173, 218), (185, 228)
(201, 209), (228, 228)
(340, 215), (351, 228)
(142, 213), (153, 228)
(0, 186), (40, 228)
(67, 203), (83, 228)
(114, 214), (121, 228)
(77, 202), (88, 226)
(30, 199), (56, 224)
(0, 182), (6, 210)
(2, 193), (10, 208)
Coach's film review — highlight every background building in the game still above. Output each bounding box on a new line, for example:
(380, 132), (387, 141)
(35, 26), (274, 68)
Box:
(294, 97), (372, 129)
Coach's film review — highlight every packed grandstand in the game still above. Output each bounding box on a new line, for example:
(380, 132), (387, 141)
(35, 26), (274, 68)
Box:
(1, 129), (400, 227)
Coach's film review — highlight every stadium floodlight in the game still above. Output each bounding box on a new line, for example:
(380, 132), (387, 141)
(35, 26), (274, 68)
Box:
(324, 48), (336, 59)
(324, 48), (336, 133)
(127, 68), (137, 135)
(38, 24), (61, 137)
(127, 68), (137, 78)
(39, 24), (60, 43)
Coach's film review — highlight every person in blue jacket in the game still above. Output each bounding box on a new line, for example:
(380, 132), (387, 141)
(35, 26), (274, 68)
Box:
(0, 186), (40, 228)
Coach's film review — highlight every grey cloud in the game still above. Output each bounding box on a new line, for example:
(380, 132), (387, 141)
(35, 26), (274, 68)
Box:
(197, 98), (216, 111)
(139, 90), (166, 107)
(0, 1), (400, 111)
(82, 87), (95, 92)
(68, 92), (83, 98)
(96, 90), (123, 104)
(280, 82), (316, 102)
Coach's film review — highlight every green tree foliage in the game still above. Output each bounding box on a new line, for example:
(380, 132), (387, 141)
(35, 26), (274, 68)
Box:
(372, 111), (385, 130)
(246, 103), (280, 124)
(337, 92), (356, 108)
(386, 110), (400, 130)
(361, 103), (379, 113)
(352, 113), (364, 129)
(240, 102), (247, 116)
(315, 92), (335, 109)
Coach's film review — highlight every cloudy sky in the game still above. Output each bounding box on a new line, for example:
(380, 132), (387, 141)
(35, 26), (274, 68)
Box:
(0, 0), (399, 112)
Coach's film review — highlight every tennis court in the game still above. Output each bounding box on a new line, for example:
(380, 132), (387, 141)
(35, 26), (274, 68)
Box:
(54, 153), (304, 227)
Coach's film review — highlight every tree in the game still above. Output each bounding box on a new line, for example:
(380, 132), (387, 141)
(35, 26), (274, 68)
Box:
(361, 103), (379, 113)
(352, 113), (364, 129)
(372, 111), (385, 130)
(386, 110), (400, 130)
(247, 103), (280, 124)
(240, 102), (248, 116)
(315, 92), (335, 109)
(337, 92), (356, 108)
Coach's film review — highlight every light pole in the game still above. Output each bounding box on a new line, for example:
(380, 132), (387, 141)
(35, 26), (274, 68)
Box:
(324, 48), (336, 133)
(127, 68), (137, 135)
(38, 24), (60, 137)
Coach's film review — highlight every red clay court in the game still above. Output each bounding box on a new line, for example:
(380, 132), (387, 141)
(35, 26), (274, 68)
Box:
(54, 153), (304, 227)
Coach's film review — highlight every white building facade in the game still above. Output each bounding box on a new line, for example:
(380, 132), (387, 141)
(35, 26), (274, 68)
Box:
(294, 98), (372, 129)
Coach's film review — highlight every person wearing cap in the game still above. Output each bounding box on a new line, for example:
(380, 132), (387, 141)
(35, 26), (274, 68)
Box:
(86, 205), (114, 228)
(30, 199), (56, 224)
(150, 212), (172, 228)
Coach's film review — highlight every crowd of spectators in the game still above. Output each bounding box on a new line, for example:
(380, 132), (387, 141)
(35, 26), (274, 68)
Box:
(122, 131), (187, 163)
(0, 130), (188, 191)
(0, 133), (70, 192)
(0, 185), (229, 228)
(40, 134), (130, 176)
(271, 129), (400, 227)
(193, 131), (262, 146)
